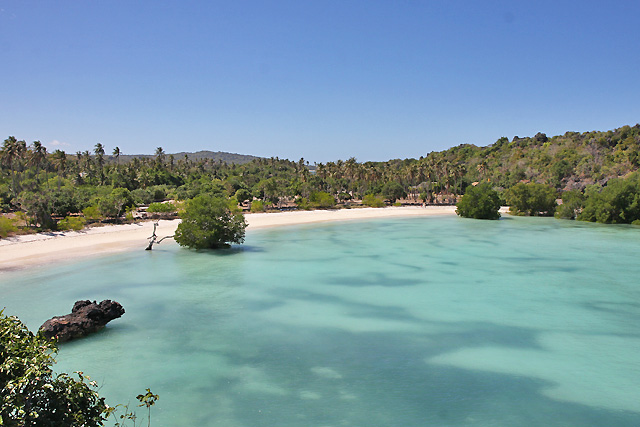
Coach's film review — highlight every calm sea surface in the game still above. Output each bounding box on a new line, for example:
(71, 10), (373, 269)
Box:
(2, 216), (640, 426)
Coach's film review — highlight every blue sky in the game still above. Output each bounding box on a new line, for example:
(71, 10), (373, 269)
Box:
(1, 1), (639, 162)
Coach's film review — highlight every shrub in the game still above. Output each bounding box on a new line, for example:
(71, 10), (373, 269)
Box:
(174, 194), (247, 249)
(147, 202), (176, 213)
(577, 172), (640, 224)
(362, 194), (385, 207)
(456, 183), (501, 220)
(132, 188), (154, 205)
(57, 216), (86, 231)
(505, 182), (557, 216)
(82, 205), (101, 222)
(295, 197), (311, 210)
(0, 310), (107, 425)
(0, 216), (18, 237)
(309, 191), (336, 208)
(381, 181), (406, 203)
(555, 190), (585, 220)
(97, 188), (135, 218)
(250, 200), (265, 212)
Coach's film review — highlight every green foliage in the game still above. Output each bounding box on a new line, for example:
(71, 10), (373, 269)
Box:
(2, 125), (640, 230)
(234, 188), (252, 204)
(151, 186), (167, 202)
(381, 181), (406, 203)
(175, 178), (225, 200)
(147, 202), (176, 213)
(295, 197), (311, 210)
(577, 172), (640, 224)
(506, 182), (557, 216)
(83, 205), (102, 221)
(455, 183), (501, 220)
(57, 215), (86, 231)
(174, 194), (247, 249)
(550, 159), (574, 184)
(250, 199), (265, 212)
(17, 191), (56, 229)
(137, 388), (159, 427)
(132, 188), (154, 205)
(0, 184), (12, 212)
(362, 194), (385, 207)
(0, 216), (18, 237)
(98, 187), (135, 218)
(0, 310), (107, 425)
(555, 190), (585, 220)
(309, 191), (336, 208)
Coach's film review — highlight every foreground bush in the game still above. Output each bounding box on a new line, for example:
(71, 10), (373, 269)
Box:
(175, 194), (247, 249)
(0, 310), (107, 425)
(456, 183), (501, 220)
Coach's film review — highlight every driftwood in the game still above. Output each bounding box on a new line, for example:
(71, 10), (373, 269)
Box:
(39, 300), (125, 342)
(146, 221), (174, 250)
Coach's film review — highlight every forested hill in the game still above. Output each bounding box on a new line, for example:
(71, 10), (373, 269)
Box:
(115, 150), (260, 165)
(413, 124), (640, 191)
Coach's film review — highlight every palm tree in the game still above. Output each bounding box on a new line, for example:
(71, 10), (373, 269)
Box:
(155, 147), (165, 168)
(29, 141), (48, 185)
(113, 147), (121, 167)
(1, 136), (28, 196)
(94, 143), (105, 184)
(51, 149), (67, 190)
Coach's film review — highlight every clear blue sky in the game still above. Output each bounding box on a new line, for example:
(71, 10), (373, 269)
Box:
(1, 0), (639, 163)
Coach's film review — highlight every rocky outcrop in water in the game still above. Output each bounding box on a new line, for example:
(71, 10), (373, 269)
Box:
(39, 300), (125, 342)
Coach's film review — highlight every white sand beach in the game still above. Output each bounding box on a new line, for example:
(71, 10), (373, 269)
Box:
(0, 206), (480, 271)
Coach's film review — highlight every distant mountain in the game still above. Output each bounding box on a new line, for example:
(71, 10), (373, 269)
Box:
(113, 150), (261, 165)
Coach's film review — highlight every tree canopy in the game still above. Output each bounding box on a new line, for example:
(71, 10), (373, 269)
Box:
(455, 183), (501, 220)
(174, 194), (247, 249)
(576, 172), (640, 224)
(505, 183), (557, 216)
(1, 124), (640, 233)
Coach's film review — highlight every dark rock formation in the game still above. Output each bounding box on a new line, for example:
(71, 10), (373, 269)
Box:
(39, 300), (125, 342)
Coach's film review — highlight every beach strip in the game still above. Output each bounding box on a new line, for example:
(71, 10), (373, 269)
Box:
(0, 206), (462, 271)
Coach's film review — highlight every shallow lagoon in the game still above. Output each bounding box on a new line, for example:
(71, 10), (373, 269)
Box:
(2, 216), (640, 426)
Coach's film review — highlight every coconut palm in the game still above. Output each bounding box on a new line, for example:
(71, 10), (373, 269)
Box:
(113, 146), (121, 167)
(94, 143), (105, 184)
(29, 141), (48, 185)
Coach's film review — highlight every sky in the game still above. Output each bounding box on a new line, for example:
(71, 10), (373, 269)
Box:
(1, 0), (639, 163)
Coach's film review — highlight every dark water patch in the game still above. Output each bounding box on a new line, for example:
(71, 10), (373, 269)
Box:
(323, 274), (423, 288)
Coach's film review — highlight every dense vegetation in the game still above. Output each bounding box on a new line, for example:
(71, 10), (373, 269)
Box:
(0, 310), (158, 425)
(0, 310), (107, 425)
(455, 183), (501, 220)
(174, 194), (247, 249)
(1, 124), (639, 233)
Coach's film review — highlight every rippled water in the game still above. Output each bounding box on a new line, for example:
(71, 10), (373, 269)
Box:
(2, 216), (640, 426)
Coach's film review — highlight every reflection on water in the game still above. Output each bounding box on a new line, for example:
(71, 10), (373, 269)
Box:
(2, 216), (640, 426)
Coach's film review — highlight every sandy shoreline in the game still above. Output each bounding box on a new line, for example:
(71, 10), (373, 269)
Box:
(0, 206), (469, 272)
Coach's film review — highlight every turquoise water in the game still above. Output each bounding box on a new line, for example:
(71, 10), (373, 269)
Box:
(2, 216), (640, 426)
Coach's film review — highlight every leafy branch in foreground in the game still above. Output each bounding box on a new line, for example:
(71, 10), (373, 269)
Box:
(0, 309), (157, 426)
